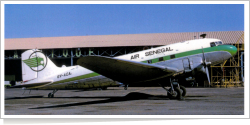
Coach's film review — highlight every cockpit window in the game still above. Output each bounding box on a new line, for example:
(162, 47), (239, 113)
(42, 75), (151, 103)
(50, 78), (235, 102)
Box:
(210, 41), (223, 47)
(210, 42), (216, 47)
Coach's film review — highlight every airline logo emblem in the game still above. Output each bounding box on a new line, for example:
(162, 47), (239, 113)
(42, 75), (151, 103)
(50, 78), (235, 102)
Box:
(22, 51), (47, 72)
(23, 57), (44, 67)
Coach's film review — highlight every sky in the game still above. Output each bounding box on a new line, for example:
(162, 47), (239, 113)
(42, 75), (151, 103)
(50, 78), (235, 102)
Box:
(4, 4), (244, 38)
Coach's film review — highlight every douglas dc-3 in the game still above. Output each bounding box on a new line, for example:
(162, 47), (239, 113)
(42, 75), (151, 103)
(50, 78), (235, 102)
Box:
(12, 37), (237, 100)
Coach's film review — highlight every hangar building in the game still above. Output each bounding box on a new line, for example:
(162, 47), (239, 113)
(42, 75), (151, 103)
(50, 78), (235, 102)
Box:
(5, 31), (244, 87)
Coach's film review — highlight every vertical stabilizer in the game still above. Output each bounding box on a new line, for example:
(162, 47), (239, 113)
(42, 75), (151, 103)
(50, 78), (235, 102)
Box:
(21, 49), (59, 82)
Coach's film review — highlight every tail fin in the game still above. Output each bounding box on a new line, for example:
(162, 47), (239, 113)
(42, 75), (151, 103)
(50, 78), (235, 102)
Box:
(21, 49), (59, 82)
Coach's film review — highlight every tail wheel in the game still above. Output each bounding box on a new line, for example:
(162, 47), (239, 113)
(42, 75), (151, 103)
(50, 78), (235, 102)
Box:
(168, 87), (182, 100)
(48, 93), (54, 98)
(48, 89), (58, 98)
(180, 85), (187, 97)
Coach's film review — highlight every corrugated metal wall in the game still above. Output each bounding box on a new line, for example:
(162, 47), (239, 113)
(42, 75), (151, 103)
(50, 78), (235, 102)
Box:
(5, 31), (244, 50)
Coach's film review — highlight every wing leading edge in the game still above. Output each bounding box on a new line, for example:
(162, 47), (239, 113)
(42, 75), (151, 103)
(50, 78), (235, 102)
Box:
(77, 56), (178, 84)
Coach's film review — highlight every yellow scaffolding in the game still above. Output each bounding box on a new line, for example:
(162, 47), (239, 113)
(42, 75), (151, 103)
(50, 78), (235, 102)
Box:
(210, 33), (244, 87)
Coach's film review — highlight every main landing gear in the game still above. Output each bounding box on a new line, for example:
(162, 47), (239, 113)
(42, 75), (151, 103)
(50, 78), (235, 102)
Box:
(48, 89), (58, 98)
(159, 79), (186, 100)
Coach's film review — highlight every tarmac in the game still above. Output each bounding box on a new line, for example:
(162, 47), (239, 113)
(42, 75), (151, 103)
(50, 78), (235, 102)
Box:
(4, 87), (244, 115)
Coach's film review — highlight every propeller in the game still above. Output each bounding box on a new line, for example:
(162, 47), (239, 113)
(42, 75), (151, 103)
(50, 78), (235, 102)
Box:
(201, 47), (211, 86)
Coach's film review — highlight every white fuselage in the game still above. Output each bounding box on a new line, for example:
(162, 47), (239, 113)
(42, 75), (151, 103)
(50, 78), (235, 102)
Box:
(23, 38), (222, 89)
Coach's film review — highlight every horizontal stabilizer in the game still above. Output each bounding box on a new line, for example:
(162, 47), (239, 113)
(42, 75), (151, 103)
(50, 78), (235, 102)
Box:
(77, 56), (178, 84)
(11, 81), (52, 88)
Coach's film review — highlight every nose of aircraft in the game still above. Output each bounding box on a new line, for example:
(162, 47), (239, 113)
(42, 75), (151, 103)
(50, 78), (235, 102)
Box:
(228, 45), (237, 56)
(218, 45), (237, 57)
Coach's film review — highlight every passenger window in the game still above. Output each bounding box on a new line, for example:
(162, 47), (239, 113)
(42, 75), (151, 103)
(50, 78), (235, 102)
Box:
(210, 42), (216, 47)
(170, 55), (175, 59)
(159, 57), (164, 61)
(147, 60), (152, 64)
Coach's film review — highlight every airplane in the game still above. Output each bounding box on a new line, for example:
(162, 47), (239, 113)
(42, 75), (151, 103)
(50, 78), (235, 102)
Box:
(11, 37), (237, 100)
(11, 49), (123, 98)
(77, 37), (237, 100)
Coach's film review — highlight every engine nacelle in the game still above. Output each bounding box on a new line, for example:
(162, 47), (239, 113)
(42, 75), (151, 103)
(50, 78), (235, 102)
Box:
(162, 56), (207, 78)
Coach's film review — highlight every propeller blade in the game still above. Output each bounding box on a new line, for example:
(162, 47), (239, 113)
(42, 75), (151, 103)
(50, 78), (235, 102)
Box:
(201, 47), (211, 66)
(205, 66), (211, 86)
(202, 47), (211, 87)
(201, 47), (206, 63)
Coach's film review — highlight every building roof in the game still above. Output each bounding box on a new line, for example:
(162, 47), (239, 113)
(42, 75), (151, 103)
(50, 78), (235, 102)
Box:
(5, 31), (244, 50)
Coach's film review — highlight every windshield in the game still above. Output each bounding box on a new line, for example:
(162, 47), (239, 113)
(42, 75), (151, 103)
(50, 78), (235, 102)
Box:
(210, 41), (223, 47)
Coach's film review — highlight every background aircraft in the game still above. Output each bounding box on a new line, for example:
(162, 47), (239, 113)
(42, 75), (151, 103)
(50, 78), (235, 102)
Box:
(77, 37), (237, 100)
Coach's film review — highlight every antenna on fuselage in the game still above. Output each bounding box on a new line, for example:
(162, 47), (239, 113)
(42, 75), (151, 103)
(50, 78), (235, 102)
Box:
(200, 34), (206, 39)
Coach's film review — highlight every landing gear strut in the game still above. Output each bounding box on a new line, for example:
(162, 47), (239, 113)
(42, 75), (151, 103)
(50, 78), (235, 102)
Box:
(48, 89), (58, 98)
(124, 84), (128, 90)
(159, 79), (186, 100)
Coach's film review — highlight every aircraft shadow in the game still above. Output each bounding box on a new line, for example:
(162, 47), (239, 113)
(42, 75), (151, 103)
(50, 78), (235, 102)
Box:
(5, 92), (208, 109)
(72, 89), (117, 92)
(5, 96), (44, 100)
(29, 92), (169, 109)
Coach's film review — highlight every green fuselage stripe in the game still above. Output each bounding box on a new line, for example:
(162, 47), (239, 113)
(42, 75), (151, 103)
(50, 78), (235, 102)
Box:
(53, 72), (100, 84)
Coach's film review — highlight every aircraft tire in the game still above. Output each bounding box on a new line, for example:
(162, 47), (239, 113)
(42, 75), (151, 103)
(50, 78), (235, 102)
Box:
(168, 88), (182, 100)
(180, 85), (187, 97)
(48, 93), (52, 98)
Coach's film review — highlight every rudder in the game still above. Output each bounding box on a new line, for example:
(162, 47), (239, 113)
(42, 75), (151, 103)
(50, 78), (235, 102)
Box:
(21, 49), (59, 82)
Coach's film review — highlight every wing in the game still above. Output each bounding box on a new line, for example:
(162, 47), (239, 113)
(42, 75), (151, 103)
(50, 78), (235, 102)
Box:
(77, 56), (178, 84)
(11, 81), (52, 88)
